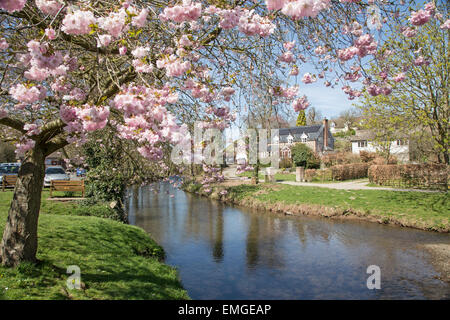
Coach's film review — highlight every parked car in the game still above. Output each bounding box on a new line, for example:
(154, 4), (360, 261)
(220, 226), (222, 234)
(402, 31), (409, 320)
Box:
(76, 167), (86, 177)
(0, 163), (20, 184)
(44, 166), (70, 187)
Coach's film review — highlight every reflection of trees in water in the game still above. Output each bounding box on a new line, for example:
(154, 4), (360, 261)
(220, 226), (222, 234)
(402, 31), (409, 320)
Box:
(246, 214), (285, 270)
(212, 206), (224, 262)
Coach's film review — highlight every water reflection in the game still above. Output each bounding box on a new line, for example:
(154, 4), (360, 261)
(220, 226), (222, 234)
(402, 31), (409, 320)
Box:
(127, 182), (450, 300)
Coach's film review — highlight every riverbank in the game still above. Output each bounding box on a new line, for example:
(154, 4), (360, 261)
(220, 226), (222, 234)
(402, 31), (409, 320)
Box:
(183, 180), (449, 233)
(0, 191), (189, 300)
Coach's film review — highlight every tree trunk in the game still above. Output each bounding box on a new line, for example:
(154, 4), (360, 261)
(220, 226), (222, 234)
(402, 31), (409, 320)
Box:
(0, 145), (45, 267)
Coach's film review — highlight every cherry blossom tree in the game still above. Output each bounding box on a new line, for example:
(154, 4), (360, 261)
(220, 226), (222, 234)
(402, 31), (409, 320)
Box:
(0, 0), (446, 266)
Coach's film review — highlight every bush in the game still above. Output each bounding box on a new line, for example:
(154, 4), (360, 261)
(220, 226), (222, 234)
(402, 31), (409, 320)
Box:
(331, 163), (369, 181)
(279, 157), (293, 169)
(321, 151), (361, 167)
(305, 168), (332, 182)
(291, 143), (320, 169)
(368, 164), (448, 190)
(359, 151), (376, 163)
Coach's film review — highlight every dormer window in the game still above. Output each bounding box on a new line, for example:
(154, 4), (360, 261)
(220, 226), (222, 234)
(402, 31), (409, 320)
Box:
(300, 133), (308, 143)
(287, 134), (294, 144)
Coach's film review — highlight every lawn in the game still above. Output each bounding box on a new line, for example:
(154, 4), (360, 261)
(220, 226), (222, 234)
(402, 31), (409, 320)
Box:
(223, 183), (450, 232)
(0, 191), (189, 300)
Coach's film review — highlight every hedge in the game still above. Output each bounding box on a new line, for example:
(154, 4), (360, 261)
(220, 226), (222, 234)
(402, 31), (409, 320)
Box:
(331, 163), (369, 181)
(368, 164), (448, 190)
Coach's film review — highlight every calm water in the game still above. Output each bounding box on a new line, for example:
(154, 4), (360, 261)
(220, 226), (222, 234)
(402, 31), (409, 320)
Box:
(126, 182), (450, 300)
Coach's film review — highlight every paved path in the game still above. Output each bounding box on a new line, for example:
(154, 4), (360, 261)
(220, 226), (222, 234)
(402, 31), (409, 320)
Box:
(280, 180), (443, 193)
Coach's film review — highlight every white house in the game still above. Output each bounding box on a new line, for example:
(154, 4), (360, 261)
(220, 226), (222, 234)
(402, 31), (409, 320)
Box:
(351, 130), (410, 162)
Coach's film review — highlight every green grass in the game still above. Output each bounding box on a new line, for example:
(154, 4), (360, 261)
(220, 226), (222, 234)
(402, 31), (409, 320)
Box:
(238, 171), (297, 182)
(225, 184), (450, 232)
(0, 191), (189, 300)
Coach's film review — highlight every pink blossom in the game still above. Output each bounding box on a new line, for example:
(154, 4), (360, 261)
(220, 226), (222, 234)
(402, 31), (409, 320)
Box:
(9, 84), (46, 104)
(0, 0), (27, 13)
(279, 51), (295, 63)
(0, 38), (9, 50)
(402, 27), (417, 38)
(61, 10), (96, 35)
(15, 139), (36, 156)
(283, 41), (296, 51)
(266, 0), (286, 11)
(409, 9), (431, 26)
(302, 72), (316, 84)
(160, 0), (202, 23)
(238, 10), (275, 37)
(132, 59), (153, 73)
(290, 66), (299, 76)
(24, 123), (41, 136)
(97, 9), (128, 38)
(440, 19), (450, 30)
(393, 73), (406, 82)
(97, 34), (112, 48)
(292, 95), (309, 112)
(156, 55), (191, 77)
(45, 28), (56, 40)
(131, 46), (150, 58)
(119, 46), (127, 55)
(35, 0), (64, 16)
(132, 8), (149, 28)
(76, 105), (110, 131)
(281, 0), (331, 20)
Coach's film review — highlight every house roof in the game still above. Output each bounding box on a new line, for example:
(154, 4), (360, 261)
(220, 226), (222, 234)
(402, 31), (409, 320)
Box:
(350, 130), (374, 142)
(279, 125), (323, 143)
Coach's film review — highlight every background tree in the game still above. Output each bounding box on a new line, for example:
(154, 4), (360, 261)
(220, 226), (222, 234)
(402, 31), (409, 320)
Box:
(0, 142), (16, 163)
(296, 110), (306, 126)
(306, 107), (323, 125)
(358, 1), (449, 163)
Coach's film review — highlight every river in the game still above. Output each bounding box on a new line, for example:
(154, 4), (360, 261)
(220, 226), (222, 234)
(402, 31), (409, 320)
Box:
(126, 182), (450, 300)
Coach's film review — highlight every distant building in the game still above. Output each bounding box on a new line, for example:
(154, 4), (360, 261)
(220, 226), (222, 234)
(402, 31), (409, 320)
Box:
(45, 152), (65, 168)
(351, 130), (410, 162)
(262, 119), (334, 159)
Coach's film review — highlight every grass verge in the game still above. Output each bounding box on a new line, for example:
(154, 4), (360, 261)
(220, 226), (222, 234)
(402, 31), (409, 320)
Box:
(0, 191), (189, 300)
(184, 181), (449, 233)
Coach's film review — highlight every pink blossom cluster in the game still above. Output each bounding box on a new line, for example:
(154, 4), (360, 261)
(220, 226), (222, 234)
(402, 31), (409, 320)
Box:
(290, 65), (299, 76)
(367, 84), (392, 97)
(220, 87), (235, 102)
(402, 27), (417, 38)
(0, 38), (8, 50)
(441, 19), (450, 30)
(61, 10), (96, 35)
(15, 139), (36, 156)
(9, 84), (46, 104)
(341, 86), (361, 100)
(236, 162), (253, 175)
(271, 85), (298, 99)
(393, 73), (406, 83)
(24, 123), (41, 136)
(279, 51), (295, 63)
(281, 0), (331, 20)
(409, 9), (431, 26)
(160, 0), (202, 23)
(156, 55), (191, 77)
(97, 8), (128, 38)
(35, 0), (64, 16)
(76, 105), (110, 132)
(238, 10), (275, 37)
(302, 72), (316, 84)
(292, 95), (309, 112)
(183, 79), (216, 103)
(0, 0), (27, 13)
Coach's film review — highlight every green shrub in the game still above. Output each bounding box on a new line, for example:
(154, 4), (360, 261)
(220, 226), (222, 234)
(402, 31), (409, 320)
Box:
(291, 143), (320, 169)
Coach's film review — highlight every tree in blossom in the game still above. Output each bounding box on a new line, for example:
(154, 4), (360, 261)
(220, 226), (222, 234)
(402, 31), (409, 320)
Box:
(0, 0), (446, 266)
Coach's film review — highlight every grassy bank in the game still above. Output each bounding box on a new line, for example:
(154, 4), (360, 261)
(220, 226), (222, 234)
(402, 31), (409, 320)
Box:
(0, 191), (189, 300)
(184, 181), (449, 232)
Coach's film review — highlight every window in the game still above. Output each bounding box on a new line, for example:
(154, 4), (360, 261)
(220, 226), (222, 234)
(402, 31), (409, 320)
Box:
(358, 141), (367, 148)
(287, 134), (294, 144)
(396, 140), (407, 146)
(45, 167), (66, 174)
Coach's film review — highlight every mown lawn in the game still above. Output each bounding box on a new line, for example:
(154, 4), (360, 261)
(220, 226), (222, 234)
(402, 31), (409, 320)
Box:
(226, 184), (450, 232)
(0, 191), (189, 300)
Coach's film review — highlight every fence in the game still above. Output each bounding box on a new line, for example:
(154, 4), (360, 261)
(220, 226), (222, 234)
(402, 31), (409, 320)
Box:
(368, 164), (448, 190)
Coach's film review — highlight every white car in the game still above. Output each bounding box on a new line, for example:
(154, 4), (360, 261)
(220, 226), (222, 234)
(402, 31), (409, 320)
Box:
(44, 166), (70, 187)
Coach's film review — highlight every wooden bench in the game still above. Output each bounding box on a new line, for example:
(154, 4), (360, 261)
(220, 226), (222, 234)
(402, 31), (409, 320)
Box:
(50, 180), (85, 198)
(2, 175), (18, 191)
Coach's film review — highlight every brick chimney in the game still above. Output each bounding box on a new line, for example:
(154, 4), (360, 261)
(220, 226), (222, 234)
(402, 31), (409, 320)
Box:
(323, 118), (328, 151)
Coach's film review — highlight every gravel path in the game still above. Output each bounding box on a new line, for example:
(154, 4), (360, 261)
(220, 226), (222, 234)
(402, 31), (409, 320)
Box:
(280, 180), (443, 193)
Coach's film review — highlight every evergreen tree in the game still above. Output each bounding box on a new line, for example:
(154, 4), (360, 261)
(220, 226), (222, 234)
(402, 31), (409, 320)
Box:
(296, 110), (306, 127)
